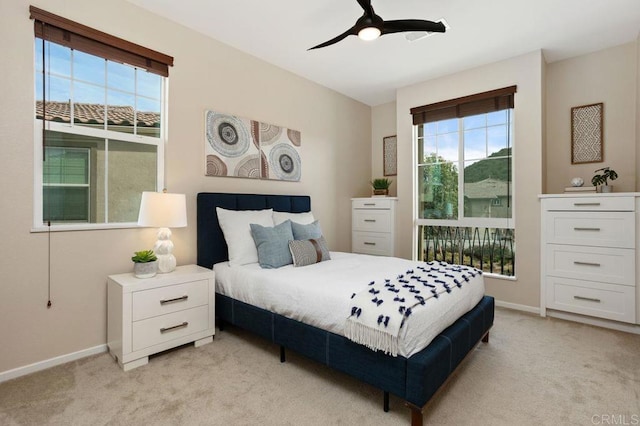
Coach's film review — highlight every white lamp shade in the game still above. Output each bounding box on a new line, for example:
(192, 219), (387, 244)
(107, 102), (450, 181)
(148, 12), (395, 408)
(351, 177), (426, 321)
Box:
(137, 192), (187, 228)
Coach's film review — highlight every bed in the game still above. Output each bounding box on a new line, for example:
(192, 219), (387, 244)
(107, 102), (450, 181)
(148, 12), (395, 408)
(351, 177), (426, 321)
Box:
(197, 192), (494, 426)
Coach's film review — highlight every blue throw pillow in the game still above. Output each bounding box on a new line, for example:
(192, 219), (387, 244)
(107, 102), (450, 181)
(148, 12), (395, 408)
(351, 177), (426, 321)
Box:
(250, 220), (294, 269)
(291, 220), (323, 240)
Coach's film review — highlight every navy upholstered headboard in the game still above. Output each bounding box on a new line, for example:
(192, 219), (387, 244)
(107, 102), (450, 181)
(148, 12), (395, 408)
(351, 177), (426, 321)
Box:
(197, 192), (311, 269)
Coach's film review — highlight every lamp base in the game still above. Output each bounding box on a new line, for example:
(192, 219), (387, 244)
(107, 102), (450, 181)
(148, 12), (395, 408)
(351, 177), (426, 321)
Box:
(154, 227), (177, 273)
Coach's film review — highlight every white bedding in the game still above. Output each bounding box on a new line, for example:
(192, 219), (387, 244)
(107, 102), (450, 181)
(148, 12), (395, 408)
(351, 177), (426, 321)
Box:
(214, 252), (485, 357)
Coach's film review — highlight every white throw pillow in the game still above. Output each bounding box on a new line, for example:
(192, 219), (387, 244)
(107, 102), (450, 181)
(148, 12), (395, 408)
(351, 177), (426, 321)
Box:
(216, 207), (274, 267)
(273, 211), (315, 225)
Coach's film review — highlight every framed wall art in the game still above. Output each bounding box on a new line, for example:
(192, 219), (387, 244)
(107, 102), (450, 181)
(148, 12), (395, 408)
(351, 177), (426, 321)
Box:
(571, 103), (603, 164)
(383, 135), (397, 176)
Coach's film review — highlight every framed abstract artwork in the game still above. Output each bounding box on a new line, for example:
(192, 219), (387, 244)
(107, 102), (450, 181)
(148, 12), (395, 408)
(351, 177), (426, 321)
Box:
(571, 103), (603, 164)
(204, 111), (301, 181)
(383, 135), (397, 176)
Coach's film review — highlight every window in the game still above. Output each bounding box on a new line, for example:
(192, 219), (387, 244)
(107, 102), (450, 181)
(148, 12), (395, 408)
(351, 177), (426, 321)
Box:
(31, 6), (173, 229)
(411, 86), (516, 277)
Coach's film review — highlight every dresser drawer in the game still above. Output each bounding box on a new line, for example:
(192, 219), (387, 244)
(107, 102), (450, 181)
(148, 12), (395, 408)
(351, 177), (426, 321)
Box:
(352, 232), (392, 256)
(132, 279), (209, 321)
(546, 277), (635, 323)
(352, 209), (391, 232)
(543, 196), (634, 212)
(546, 244), (635, 286)
(352, 198), (393, 209)
(545, 211), (634, 248)
(132, 305), (210, 351)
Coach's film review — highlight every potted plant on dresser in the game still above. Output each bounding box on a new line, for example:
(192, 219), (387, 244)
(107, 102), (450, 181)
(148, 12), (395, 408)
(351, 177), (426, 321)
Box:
(371, 178), (392, 196)
(132, 249), (158, 278)
(591, 167), (618, 193)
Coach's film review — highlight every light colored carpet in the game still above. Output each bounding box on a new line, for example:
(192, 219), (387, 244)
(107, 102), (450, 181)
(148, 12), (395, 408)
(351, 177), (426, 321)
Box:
(1, 308), (639, 425)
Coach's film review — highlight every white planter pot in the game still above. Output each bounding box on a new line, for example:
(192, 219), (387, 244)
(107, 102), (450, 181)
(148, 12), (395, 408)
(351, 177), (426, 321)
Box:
(601, 185), (613, 193)
(133, 261), (158, 278)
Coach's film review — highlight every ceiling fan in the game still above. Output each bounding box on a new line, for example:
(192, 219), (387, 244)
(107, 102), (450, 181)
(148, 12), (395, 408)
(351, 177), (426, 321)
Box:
(308, 0), (446, 50)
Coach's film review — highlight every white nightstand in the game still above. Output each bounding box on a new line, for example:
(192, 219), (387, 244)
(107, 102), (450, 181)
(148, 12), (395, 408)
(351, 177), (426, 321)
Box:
(107, 264), (215, 371)
(351, 197), (398, 256)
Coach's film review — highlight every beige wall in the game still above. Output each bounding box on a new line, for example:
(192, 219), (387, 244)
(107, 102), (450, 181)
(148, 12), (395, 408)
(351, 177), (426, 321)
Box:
(395, 51), (545, 308)
(370, 101), (398, 197)
(545, 42), (637, 194)
(0, 0), (371, 374)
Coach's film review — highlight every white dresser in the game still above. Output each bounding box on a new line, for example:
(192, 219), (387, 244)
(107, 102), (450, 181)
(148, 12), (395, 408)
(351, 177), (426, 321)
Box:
(540, 194), (640, 326)
(107, 264), (215, 371)
(351, 197), (397, 256)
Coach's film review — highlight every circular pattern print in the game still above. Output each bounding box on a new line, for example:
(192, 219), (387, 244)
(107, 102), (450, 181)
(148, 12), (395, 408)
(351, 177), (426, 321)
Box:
(206, 111), (251, 158)
(287, 129), (301, 147)
(259, 123), (282, 145)
(234, 155), (261, 178)
(206, 155), (228, 176)
(269, 143), (301, 181)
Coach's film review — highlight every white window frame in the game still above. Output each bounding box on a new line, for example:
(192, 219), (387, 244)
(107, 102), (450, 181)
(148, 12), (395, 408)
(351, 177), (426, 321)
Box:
(412, 110), (516, 265)
(32, 43), (167, 232)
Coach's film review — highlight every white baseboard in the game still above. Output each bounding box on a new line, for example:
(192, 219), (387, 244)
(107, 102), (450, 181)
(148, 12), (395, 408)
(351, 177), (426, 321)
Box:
(0, 344), (108, 383)
(495, 300), (541, 315)
(545, 310), (640, 335)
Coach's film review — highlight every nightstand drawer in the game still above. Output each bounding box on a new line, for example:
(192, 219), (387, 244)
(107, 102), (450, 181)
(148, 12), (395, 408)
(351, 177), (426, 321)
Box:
(352, 209), (391, 232)
(132, 279), (209, 321)
(352, 198), (393, 209)
(545, 211), (634, 248)
(132, 305), (210, 351)
(352, 232), (392, 256)
(546, 277), (635, 323)
(545, 244), (635, 286)
(543, 196), (634, 212)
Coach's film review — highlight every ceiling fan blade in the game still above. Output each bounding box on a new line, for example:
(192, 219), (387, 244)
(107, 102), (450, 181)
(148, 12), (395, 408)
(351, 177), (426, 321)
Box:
(308, 26), (358, 50)
(382, 19), (446, 35)
(356, 0), (373, 14)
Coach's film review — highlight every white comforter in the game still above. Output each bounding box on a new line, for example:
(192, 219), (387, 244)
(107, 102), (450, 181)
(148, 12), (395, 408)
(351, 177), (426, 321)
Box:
(214, 252), (485, 357)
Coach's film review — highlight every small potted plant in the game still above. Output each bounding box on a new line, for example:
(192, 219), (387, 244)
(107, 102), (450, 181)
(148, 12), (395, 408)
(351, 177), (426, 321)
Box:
(371, 178), (392, 196)
(132, 249), (158, 278)
(591, 167), (618, 193)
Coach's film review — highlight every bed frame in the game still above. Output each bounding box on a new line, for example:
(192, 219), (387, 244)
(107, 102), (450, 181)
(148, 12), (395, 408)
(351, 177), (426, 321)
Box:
(197, 192), (494, 426)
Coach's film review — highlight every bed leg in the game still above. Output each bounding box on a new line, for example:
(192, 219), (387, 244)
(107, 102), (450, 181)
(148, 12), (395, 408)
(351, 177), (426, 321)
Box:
(405, 402), (423, 426)
(383, 391), (389, 412)
(218, 319), (225, 332)
(482, 331), (489, 343)
(280, 346), (286, 363)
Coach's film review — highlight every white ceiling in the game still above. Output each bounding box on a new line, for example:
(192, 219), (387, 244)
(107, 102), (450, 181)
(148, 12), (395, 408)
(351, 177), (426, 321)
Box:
(126, 0), (640, 106)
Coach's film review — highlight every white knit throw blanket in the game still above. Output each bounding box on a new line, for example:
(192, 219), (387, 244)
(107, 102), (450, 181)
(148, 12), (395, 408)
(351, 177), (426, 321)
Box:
(344, 261), (482, 357)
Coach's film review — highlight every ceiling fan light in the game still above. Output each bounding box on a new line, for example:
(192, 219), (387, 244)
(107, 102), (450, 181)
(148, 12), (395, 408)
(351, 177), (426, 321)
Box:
(358, 26), (381, 41)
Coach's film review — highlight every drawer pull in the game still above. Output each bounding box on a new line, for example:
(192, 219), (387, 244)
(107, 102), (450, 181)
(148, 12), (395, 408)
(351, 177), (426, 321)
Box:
(363, 203), (376, 206)
(364, 219), (377, 223)
(364, 242), (376, 246)
(573, 227), (601, 232)
(573, 295), (601, 303)
(160, 321), (189, 333)
(573, 202), (601, 207)
(160, 295), (188, 305)
(573, 261), (601, 267)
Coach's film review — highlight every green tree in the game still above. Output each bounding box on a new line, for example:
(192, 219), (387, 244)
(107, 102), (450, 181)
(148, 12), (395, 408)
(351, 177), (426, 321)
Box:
(420, 154), (458, 219)
(464, 147), (511, 183)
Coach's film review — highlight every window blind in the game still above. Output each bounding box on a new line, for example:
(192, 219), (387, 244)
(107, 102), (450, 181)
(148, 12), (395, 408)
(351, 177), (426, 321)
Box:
(29, 5), (173, 77)
(410, 85), (517, 126)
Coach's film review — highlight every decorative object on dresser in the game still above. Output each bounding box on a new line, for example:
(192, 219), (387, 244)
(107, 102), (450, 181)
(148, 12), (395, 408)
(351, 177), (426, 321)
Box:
(591, 166), (618, 193)
(539, 194), (639, 328)
(107, 264), (215, 371)
(137, 191), (187, 273)
(370, 178), (392, 196)
(352, 197), (397, 256)
(571, 102), (603, 164)
(204, 110), (301, 181)
(131, 249), (158, 278)
(383, 135), (397, 176)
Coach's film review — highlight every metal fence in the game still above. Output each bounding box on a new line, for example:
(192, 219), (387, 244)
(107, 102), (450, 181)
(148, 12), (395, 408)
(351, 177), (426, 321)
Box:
(419, 225), (515, 276)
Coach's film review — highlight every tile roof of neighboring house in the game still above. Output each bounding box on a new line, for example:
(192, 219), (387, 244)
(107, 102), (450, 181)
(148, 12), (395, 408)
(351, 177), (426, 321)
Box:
(464, 178), (512, 199)
(35, 101), (159, 127)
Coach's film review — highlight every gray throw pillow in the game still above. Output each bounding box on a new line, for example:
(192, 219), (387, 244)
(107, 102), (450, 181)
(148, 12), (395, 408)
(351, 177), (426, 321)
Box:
(289, 237), (331, 267)
(291, 220), (323, 240)
(250, 220), (294, 269)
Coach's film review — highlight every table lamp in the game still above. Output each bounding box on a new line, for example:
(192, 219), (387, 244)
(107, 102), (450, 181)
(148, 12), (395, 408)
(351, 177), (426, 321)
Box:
(137, 191), (187, 273)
